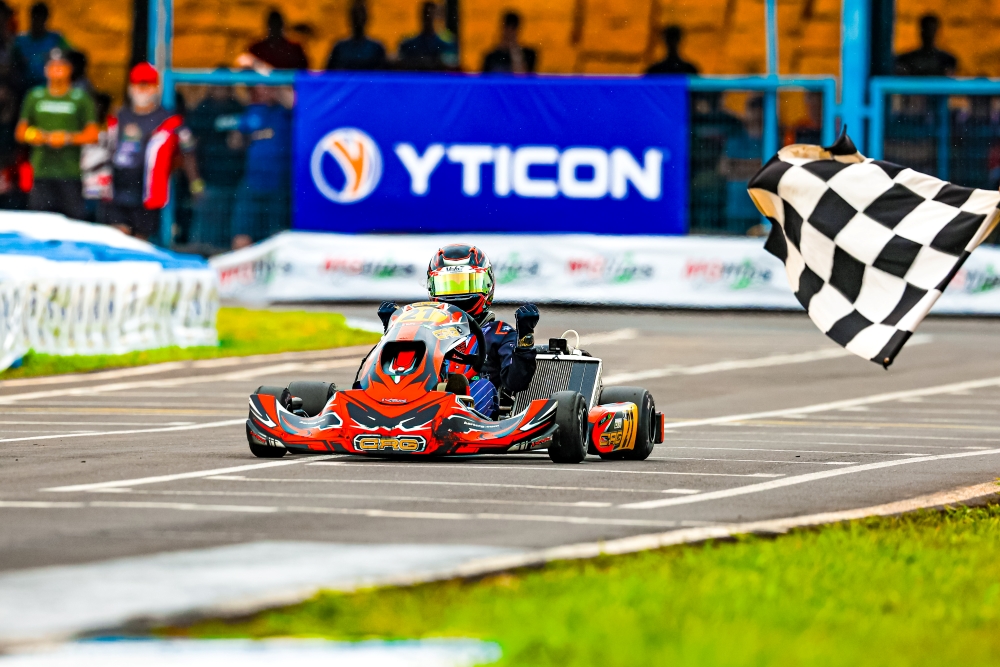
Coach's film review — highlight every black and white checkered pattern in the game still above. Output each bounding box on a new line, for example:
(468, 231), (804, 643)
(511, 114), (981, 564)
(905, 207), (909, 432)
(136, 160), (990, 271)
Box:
(748, 134), (1000, 367)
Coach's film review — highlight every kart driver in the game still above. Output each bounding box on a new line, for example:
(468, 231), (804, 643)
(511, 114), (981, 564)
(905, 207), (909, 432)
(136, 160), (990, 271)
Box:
(377, 244), (538, 418)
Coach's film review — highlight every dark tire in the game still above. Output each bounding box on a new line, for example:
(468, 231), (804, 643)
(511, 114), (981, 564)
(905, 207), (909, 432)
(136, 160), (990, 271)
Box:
(255, 385), (289, 408)
(249, 443), (287, 458)
(246, 423), (287, 458)
(287, 381), (337, 417)
(598, 386), (656, 461)
(547, 391), (589, 464)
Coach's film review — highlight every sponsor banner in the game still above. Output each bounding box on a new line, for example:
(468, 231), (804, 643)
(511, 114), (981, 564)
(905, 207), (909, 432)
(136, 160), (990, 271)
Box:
(293, 74), (688, 235)
(0, 212), (218, 372)
(212, 231), (1000, 314)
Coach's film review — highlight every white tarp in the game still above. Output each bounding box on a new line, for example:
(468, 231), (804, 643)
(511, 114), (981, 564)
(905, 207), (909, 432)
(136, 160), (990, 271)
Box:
(211, 231), (1000, 313)
(0, 213), (218, 372)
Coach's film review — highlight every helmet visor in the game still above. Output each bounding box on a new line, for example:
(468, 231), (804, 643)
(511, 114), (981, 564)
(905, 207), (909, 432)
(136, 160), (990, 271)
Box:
(429, 269), (492, 297)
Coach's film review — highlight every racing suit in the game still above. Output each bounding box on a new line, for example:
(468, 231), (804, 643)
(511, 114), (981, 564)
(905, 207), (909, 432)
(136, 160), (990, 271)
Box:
(442, 313), (537, 418)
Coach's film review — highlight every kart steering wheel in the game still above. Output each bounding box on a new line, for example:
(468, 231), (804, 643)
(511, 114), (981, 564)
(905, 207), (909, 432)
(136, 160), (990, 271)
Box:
(444, 315), (486, 373)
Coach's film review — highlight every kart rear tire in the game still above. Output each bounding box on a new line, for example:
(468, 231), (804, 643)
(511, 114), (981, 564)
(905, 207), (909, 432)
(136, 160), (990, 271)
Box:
(548, 391), (589, 464)
(287, 381), (337, 417)
(598, 386), (656, 461)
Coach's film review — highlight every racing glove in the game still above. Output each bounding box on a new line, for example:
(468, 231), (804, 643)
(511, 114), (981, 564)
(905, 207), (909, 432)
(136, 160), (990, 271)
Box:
(514, 303), (539, 348)
(377, 301), (398, 332)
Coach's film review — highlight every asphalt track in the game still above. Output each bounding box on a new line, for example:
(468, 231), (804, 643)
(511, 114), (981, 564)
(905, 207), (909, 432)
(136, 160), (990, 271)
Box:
(2, 306), (1000, 642)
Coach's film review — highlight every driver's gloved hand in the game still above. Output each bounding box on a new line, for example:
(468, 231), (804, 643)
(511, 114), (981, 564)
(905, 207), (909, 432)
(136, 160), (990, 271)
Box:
(377, 301), (398, 332)
(515, 303), (539, 337)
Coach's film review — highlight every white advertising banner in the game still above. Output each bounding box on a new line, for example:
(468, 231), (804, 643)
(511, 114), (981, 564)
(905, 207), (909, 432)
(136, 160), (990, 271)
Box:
(0, 213), (218, 373)
(212, 231), (1000, 314)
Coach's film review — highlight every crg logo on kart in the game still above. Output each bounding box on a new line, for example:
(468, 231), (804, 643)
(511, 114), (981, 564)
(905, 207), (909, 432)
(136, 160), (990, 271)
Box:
(311, 128), (383, 204)
(354, 434), (427, 452)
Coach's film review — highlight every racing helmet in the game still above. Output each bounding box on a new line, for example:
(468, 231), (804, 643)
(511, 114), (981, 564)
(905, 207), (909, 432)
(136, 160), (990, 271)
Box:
(427, 244), (495, 319)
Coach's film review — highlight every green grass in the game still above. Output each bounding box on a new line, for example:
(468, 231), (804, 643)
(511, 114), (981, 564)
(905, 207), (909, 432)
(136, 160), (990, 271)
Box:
(172, 503), (1000, 667)
(0, 308), (380, 380)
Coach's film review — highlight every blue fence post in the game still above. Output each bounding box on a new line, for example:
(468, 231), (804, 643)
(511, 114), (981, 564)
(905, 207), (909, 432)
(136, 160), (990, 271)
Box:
(821, 78), (836, 145)
(155, 0), (174, 248)
(841, 0), (870, 152)
(868, 78), (885, 160)
(763, 0), (780, 160)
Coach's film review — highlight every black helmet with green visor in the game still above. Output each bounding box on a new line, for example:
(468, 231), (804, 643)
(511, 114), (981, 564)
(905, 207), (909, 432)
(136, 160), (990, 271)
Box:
(427, 244), (495, 320)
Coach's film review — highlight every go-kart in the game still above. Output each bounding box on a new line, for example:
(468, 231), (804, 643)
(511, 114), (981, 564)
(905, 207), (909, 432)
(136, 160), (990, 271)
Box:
(246, 301), (664, 463)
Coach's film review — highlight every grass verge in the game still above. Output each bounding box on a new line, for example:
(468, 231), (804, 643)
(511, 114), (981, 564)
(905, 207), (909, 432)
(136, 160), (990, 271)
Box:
(171, 503), (1000, 666)
(0, 308), (380, 380)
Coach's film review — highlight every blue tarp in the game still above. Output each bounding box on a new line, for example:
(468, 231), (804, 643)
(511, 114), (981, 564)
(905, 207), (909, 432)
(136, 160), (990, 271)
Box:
(0, 232), (209, 270)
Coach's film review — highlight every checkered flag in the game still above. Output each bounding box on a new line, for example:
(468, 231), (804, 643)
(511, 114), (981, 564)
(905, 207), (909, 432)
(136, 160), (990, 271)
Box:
(748, 132), (1000, 367)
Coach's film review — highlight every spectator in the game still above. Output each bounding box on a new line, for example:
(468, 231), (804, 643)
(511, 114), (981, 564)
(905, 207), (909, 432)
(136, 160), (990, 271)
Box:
(325, 1), (387, 71)
(102, 63), (203, 241)
(482, 11), (536, 74)
(187, 76), (245, 249)
(247, 10), (308, 70)
(646, 25), (698, 75)
(435, 1), (458, 69)
(0, 80), (21, 208)
(397, 2), (450, 71)
(13, 3), (69, 91)
(80, 91), (111, 220)
(15, 48), (97, 219)
(0, 2), (18, 88)
(67, 49), (92, 93)
(895, 14), (956, 76)
(231, 85), (291, 249)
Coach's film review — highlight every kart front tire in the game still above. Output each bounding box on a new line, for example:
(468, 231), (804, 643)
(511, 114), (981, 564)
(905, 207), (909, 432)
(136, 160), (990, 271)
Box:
(287, 381), (337, 417)
(598, 386), (656, 461)
(249, 443), (287, 458)
(548, 391), (589, 464)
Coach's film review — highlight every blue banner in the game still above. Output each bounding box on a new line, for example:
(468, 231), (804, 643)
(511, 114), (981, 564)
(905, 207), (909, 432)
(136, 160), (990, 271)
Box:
(293, 74), (688, 235)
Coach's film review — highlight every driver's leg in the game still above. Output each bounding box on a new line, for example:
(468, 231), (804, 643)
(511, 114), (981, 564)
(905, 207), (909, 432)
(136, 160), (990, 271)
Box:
(469, 378), (498, 418)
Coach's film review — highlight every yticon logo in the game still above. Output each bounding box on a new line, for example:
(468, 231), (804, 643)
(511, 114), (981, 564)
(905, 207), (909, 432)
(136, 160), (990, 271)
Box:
(395, 143), (664, 200)
(311, 128), (383, 204)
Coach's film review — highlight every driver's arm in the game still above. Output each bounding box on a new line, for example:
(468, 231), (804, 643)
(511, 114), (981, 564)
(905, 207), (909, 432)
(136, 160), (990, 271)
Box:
(494, 323), (537, 393)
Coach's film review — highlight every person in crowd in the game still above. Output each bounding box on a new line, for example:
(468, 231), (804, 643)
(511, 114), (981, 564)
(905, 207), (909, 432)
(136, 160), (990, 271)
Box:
(895, 14), (956, 76)
(646, 25), (698, 75)
(15, 48), (96, 219)
(187, 75), (245, 249)
(325, 1), (387, 71)
(397, 2), (450, 71)
(435, 1), (458, 69)
(0, 80), (23, 208)
(102, 62), (203, 241)
(247, 10), (308, 70)
(67, 49), (92, 93)
(482, 11), (536, 74)
(230, 85), (291, 249)
(79, 91), (111, 220)
(0, 2), (19, 90)
(12, 3), (69, 91)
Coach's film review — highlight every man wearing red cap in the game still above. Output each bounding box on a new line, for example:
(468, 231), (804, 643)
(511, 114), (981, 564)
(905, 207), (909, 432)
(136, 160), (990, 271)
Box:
(102, 62), (203, 240)
(15, 48), (98, 219)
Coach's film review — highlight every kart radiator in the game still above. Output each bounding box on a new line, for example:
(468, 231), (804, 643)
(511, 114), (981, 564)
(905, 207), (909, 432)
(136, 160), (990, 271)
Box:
(512, 354), (603, 413)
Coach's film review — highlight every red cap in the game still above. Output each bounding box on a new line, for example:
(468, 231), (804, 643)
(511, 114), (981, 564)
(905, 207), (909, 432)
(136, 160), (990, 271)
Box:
(129, 62), (159, 85)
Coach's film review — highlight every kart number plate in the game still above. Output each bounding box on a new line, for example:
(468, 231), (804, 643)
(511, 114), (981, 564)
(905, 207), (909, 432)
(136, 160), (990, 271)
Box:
(354, 434), (427, 453)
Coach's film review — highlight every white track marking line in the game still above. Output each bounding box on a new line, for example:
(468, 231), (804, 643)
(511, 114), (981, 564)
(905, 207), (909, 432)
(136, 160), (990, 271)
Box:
(620, 447), (1000, 509)
(42, 455), (339, 492)
(0, 358), (362, 406)
(0, 420), (196, 426)
(657, 445), (923, 456)
(2, 497), (709, 528)
(663, 373), (1000, 431)
(603, 335), (932, 385)
(697, 431), (1000, 443)
(205, 475), (701, 495)
(647, 456), (856, 465)
(0, 346), (370, 390)
(84, 488), (650, 510)
(0, 419), (246, 444)
(304, 462), (782, 478)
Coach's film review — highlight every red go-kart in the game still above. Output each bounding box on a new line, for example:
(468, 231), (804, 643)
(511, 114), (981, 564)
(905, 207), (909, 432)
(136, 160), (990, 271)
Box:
(246, 302), (664, 463)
